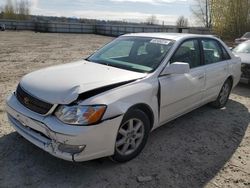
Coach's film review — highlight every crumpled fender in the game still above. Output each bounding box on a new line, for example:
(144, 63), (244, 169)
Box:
(78, 78), (160, 129)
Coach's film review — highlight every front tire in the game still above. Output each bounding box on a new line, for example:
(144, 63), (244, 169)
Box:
(111, 109), (150, 163)
(210, 79), (232, 108)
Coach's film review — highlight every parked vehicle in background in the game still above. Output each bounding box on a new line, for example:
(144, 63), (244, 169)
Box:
(233, 40), (250, 84)
(0, 24), (5, 31)
(6, 33), (241, 163)
(235, 32), (250, 44)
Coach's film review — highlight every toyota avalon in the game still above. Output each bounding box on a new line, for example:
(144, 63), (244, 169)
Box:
(6, 33), (241, 162)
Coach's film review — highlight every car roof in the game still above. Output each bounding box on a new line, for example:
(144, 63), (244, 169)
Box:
(122, 33), (217, 41)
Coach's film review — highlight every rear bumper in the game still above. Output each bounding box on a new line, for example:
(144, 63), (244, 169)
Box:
(6, 94), (123, 162)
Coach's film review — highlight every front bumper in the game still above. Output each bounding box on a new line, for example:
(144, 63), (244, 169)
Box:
(6, 94), (123, 162)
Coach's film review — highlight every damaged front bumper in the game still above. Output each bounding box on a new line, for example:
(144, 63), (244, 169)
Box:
(6, 94), (123, 162)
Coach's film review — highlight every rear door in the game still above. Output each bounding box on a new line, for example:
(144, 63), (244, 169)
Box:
(201, 39), (231, 102)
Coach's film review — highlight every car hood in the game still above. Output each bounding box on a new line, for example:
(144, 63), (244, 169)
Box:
(233, 53), (250, 64)
(20, 60), (146, 104)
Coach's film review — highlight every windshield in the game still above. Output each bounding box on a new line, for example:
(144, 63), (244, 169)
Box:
(242, 32), (250, 38)
(87, 37), (174, 73)
(233, 42), (250, 53)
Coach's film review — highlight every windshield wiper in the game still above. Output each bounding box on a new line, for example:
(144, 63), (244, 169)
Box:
(87, 59), (147, 73)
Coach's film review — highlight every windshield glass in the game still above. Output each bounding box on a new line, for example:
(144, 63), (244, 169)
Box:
(88, 37), (174, 73)
(242, 32), (250, 38)
(233, 42), (250, 53)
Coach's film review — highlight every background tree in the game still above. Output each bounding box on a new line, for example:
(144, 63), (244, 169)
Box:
(3, 0), (15, 19)
(176, 16), (189, 27)
(0, 6), (4, 19)
(191, 0), (212, 28)
(2, 0), (30, 20)
(16, 0), (30, 20)
(211, 0), (250, 39)
(146, 15), (158, 25)
(192, 0), (250, 39)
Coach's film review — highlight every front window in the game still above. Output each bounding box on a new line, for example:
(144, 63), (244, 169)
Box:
(170, 39), (201, 68)
(233, 42), (250, 53)
(88, 37), (174, 73)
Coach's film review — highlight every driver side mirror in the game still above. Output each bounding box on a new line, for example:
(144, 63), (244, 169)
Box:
(161, 62), (190, 75)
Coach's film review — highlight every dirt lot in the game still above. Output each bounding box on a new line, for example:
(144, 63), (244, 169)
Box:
(0, 31), (249, 188)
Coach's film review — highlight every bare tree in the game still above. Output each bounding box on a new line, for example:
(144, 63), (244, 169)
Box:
(191, 0), (212, 28)
(3, 0), (15, 19)
(146, 15), (158, 25)
(0, 6), (4, 18)
(176, 16), (189, 27)
(2, 0), (30, 20)
(16, 0), (30, 19)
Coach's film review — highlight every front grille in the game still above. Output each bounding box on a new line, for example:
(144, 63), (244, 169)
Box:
(16, 84), (53, 115)
(241, 63), (250, 79)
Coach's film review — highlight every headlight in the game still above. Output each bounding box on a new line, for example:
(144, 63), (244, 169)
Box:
(55, 105), (106, 125)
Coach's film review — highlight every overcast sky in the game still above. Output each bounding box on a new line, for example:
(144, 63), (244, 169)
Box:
(0, 0), (197, 25)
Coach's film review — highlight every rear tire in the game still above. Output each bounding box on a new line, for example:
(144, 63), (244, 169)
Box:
(111, 109), (150, 163)
(210, 79), (232, 109)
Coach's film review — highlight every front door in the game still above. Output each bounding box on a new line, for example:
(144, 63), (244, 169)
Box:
(159, 39), (205, 124)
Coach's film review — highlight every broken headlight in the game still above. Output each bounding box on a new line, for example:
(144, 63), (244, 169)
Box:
(55, 105), (106, 125)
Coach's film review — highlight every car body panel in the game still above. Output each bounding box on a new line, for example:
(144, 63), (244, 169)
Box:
(159, 66), (205, 124)
(20, 60), (146, 104)
(232, 53), (249, 84)
(6, 95), (123, 162)
(234, 53), (250, 65)
(202, 61), (229, 102)
(79, 77), (160, 129)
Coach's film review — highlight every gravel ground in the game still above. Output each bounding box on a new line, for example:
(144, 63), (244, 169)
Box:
(0, 31), (249, 188)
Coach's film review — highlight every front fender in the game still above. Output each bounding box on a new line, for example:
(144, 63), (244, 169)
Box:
(79, 78), (159, 129)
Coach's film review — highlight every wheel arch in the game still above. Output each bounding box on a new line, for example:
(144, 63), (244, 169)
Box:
(126, 103), (154, 131)
(227, 75), (234, 86)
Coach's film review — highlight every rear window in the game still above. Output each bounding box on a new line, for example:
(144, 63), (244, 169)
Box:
(201, 39), (230, 64)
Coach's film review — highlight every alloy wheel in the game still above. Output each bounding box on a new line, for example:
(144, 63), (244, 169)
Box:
(219, 82), (231, 105)
(115, 118), (145, 156)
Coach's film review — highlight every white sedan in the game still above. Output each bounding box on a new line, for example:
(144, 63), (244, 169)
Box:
(6, 33), (241, 162)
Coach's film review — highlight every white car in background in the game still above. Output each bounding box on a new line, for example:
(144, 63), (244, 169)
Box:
(235, 32), (250, 44)
(232, 40), (250, 84)
(6, 33), (241, 162)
